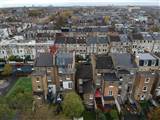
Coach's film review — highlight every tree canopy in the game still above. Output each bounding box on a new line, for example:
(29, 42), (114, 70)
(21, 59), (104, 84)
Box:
(1, 64), (12, 76)
(62, 91), (84, 118)
(8, 55), (23, 62)
(151, 107), (160, 120)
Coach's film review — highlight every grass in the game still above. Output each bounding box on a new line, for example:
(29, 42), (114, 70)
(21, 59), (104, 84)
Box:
(83, 111), (96, 120)
(6, 77), (32, 97)
(21, 104), (71, 120)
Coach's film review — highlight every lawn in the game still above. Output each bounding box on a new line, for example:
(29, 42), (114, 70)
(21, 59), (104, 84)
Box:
(6, 77), (32, 97)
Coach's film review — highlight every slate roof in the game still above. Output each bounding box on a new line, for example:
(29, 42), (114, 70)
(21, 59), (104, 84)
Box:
(55, 37), (65, 44)
(56, 52), (73, 66)
(132, 33), (143, 40)
(35, 53), (54, 67)
(137, 53), (156, 60)
(96, 55), (114, 69)
(109, 35), (121, 42)
(76, 64), (93, 80)
(119, 34), (129, 42)
(55, 37), (86, 44)
(111, 53), (137, 68)
(141, 32), (153, 41)
(87, 36), (109, 44)
(152, 32), (160, 40)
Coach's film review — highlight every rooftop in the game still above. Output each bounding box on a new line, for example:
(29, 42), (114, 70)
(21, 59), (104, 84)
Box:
(109, 35), (120, 42)
(35, 53), (54, 67)
(86, 36), (108, 44)
(56, 52), (74, 66)
(103, 73), (119, 81)
(96, 54), (114, 69)
(111, 53), (137, 68)
(76, 64), (93, 80)
(132, 33), (143, 40)
(137, 53), (156, 60)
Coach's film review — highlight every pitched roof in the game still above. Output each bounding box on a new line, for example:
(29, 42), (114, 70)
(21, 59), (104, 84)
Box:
(76, 64), (93, 80)
(56, 52), (73, 66)
(96, 54), (114, 69)
(35, 53), (54, 67)
(111, 53), (137, 68)
(137, 53), (156, 60)
(109, 35), (121, 42)
(132, 33), (143, 40)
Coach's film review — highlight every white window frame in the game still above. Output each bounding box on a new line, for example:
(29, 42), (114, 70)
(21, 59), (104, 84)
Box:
(145, 78), (150, 83)
(109, 90), (113, 96)
(144, 60), (148, 66)
(142, 86), (147, 92)
(37, 86), (41, 91)
(36, 77), (40, 82)
(151, 60), (156, 66)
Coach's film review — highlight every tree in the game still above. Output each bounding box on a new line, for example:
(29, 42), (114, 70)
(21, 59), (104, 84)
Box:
(8, 55), (16, 61)
(0, 58), (5, 62)
(151, 107), (160, 120)
(96, 109), (106, 120)
(75, 55), (84, 62)
(150, 26), (160, 32)
(8, 55), (23, 62)
(25, 55), (31, 61)
(7, 87), (33, 111)
(0, 104), (15, 120)
(62, 91), (84, 118)
(1, 64), (12, 76)
(110, 109), (119, 120)
(0, 97), (15, 120)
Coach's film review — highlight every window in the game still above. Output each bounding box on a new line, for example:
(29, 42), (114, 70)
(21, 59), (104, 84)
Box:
(47, 67), (52, 73)
(109, 90), (112, 96)
(118, 90), (121, 95)
(37, 86), (41, 90)
(151, 60), (156, 66)
(37, 95), (41, 99)
(63, 81), (73, 89)
(145, 78), (150, 83)
(144, 60), (148, 66)
(143, 86), (147, 91)
(36, 77), (40, 82)
(68, 82), (72, 89)
(141, 95), (145, 100)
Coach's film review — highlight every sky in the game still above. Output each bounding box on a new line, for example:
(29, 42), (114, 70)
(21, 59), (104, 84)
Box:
(0, 0), (159, 8)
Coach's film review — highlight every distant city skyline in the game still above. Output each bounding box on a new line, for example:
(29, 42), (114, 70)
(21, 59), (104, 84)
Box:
(0, 0), (159, 8)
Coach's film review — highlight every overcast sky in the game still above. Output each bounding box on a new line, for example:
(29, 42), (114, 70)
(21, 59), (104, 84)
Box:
(0, 0), (159, 8)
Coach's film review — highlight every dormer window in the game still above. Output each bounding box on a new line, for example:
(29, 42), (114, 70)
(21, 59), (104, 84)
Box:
(151, 60), (156, 66)
(144, 60), (148, 66)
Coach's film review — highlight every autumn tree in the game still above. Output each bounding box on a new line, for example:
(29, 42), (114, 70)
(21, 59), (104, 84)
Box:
(151, 107), (160, 120)
(1, 64), (12, 76)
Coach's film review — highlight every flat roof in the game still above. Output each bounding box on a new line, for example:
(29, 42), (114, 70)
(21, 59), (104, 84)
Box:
(103, 73), (119, 81)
